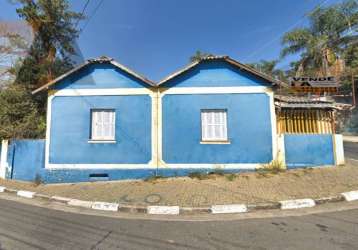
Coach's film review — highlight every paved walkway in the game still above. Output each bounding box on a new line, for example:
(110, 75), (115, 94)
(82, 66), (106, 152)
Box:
(1, 162), (358, 207)
(343, 135), (358, 143)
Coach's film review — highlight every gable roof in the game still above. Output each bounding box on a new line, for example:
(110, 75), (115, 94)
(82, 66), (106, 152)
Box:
(32, 56), (155, 94)
(157, 55), (288, 87)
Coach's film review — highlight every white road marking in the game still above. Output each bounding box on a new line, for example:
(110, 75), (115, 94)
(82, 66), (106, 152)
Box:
(211, 204), (248, 214)
(280, 199), (315, 210)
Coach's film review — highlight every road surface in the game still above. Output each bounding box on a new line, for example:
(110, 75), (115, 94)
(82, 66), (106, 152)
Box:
(0, 196), (358, 250)
(0, 142), (356, 249)
(344, 141), (358, 163)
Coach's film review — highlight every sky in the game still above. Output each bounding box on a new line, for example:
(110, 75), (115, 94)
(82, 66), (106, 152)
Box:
(0, 0), (343, 81)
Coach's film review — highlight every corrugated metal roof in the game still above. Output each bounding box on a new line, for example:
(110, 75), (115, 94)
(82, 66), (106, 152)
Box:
(274, 95), (336, 109)
(32, 56), (155, 94)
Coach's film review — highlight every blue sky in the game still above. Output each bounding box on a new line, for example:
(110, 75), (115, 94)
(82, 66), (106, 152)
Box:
(1, 0), (342, 81)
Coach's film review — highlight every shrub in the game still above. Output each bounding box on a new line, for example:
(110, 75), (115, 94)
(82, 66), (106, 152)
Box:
(188, 171), (210, 180)
(144, 174), (165, 183)
(259, 158), (286, 175)
(225, 174), (237, 181)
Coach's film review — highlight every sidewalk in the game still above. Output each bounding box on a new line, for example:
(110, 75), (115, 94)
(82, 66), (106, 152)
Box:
(343, 135), (358, 143)
(1, 162), (358, 207)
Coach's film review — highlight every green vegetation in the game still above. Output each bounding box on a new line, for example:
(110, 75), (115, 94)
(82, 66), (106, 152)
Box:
(246, 0), (358, 84)
(0, 85), (45, 139)
(188, 170), (240, 181)
(189, 50), (214, 62)
(0, 0), (357, 142)
(0, 0), (83, 141)
(280, 0), (357, 76)
(225, 173), (237, 181)
(144, 175), (166, 182)
(188, 171), (211, 180)
(247, 60), (287, 82)
(257, 158), (286, 177)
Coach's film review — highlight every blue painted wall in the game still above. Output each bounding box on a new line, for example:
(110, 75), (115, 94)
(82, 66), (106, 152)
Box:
(54, 63), (150, 89)
(162, 93), (273, 163)
(284, 134), (335, 168)
(162, 61), (271, 88)
(41, 168), (253, 184)
(3, 140), (252, 183)
(7, 140), (45, 181)
(50, 95), (151, 164)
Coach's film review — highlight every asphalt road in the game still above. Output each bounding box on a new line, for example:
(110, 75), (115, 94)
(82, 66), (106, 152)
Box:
(0, 197), (358, 250)
(0, 142), (356, 250)
(344, 141), (358, 162)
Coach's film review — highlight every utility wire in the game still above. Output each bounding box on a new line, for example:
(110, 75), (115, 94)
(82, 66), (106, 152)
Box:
(80, 0), (105, 33)
(75, 0), (91, 28)
(242, 0), (332, 62)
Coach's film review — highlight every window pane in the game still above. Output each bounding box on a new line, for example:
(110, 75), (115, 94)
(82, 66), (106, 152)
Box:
(201, 110), (227, 141)
(91, 110), (115, 140)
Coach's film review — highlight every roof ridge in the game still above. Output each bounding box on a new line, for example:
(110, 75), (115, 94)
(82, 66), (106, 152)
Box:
(32, 56), (155, 94)
(158, 55), (288, 87)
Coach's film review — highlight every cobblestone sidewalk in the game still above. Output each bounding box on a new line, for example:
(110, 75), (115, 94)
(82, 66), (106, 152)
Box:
(1, 163), (358, 207)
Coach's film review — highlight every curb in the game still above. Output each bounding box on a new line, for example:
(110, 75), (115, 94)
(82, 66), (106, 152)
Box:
(0, 185), (357, 215)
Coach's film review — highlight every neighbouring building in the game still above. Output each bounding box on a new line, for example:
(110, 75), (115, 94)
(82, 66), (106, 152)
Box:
(0, 56), (345, 183)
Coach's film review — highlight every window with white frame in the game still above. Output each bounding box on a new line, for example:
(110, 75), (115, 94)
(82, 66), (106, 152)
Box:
(201, 109), (228, 141)
(91, 109), (116, 141)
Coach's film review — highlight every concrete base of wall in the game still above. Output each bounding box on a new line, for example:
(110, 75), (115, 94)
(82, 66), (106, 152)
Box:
(0, 134), (345, 184)
(40, 168), (254, 184)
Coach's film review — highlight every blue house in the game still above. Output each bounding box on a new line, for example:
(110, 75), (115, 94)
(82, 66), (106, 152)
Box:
(0, 55), (345, 183)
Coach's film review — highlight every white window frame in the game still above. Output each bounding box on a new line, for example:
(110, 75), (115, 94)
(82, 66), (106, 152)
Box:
(201, 109), (229, 143)
(90, 109), (116, 142)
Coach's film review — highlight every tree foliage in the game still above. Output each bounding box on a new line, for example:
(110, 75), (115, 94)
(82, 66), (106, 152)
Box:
(13, 0), (83, 89)
(247, 60), (287, 82)
(0, 0), (83, 140)
(281, 0), (358, 75)
(0, 85), (45, 140)
(190, 50), (214, 62)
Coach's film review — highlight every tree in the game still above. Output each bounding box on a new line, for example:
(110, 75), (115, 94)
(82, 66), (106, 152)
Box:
(247, 60), (287, 81)
(0, 22), (29, 88)
(190, 50), (214, 62)
(0, 85), (45, 140)
(281, 0), (358, 76)
(344, 44), (358, 70)
(0, 0), (84, 140)
(12, 0), (83, 89)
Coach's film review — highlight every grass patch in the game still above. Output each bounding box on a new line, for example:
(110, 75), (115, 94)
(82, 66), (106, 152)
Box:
(189, 169), (228, 180)
(261, 158), (286, 174)
(144, 175), (166, 183)
(33, 174), (43, 186)
(188, 172), (211, 180)
(225, 174), (237, 181)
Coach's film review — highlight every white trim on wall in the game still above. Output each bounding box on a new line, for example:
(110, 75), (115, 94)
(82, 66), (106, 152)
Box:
(52, 88), (153, 96)
(46, 86), (275, 170)
(44, 95), (54, 169)
(157, 86), (276, 166)
(159, 86), (271, 95)
(333, 134), (345, 165)
(46, 164), (157, 169)
(0, 140), (9, 179)
(163, 163), (261, 169)
(268, 92), (278, 160)
(45, 163), (262, 170)
(45, 89), (156, 169)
